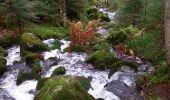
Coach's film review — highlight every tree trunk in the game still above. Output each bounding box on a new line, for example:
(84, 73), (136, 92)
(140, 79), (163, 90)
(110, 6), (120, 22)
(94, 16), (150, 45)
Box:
(165, 0), (170, 65)
(59, 0), (66, 27)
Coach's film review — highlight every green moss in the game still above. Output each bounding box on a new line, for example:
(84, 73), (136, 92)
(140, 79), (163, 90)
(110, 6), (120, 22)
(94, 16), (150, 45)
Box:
(92, 40), (111, 52)
(51, 40), (61, 50)
(100, 13), (110, 22)
(25, 23), (68, 40)
(32, 62), (42, 74)
(34, 76), (95, 100)
(36, 78), (49, 90)
(25, 53), (39, 65)
(86, 50), (115, 70)
(86, 6), (98, 15)
(108, 60), (138, 78)
(107, 25), (139, 46)
(0, 57), (7, 75)
(65, 45), (86, 52)
(0, 47), (8, 57)
(20, 33), (48, 52)
(51, 66), (66, 76)
(17, 71), (41, 85)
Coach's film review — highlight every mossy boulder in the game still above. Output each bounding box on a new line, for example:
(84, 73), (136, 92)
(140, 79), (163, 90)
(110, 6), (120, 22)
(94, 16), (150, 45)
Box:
(34, 76), (95, 100)
(0, 47), (8, 57)
(108, 61), (139, 78)
(17, 71), (41, 85)
(86, 50), (116, 70)
(25, 53), (39, 65)
(100, 13), (110, 22)
(51, 66), (66, 76)
(86, 6), (98, 20)
(51, 40), (62, 50)
(0, 57), (7, 75)
(20, 33), (48, 52)
(75, 76), (91, 91)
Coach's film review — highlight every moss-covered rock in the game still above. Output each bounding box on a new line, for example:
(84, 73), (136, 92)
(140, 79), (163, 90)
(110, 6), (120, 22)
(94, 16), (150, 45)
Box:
(17, 71), (41, 85)
(51, 66), (66, 76)
(108, 61), (138, 78)
(75, 76), (91, 91)
(65, 45), (86, 52)
(51, 40), (62, 50)
(36, 78), (49, 90)
(25, 53), (39, 65)
(20, 33), (48, 52)
(32, 62), (42, 74)
(0, 47), (8, 57)
(34, 76), (95, 100)
(100, 13), (110, 22)
(86, 50), (116, 70)
(0, 57), (7, 75)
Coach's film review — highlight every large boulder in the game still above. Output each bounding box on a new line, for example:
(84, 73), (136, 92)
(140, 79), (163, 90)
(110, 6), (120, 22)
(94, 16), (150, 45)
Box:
(20, 33), (48, 52)
(0, 57), (7, 75)
(85, 50), (117, 70)
(34, 76), (95, 100)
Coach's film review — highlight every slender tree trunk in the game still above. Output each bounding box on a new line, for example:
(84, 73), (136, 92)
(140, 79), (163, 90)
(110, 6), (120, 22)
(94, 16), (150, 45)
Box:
(165, 0), (170, 65)
(59, 0), (66, 27)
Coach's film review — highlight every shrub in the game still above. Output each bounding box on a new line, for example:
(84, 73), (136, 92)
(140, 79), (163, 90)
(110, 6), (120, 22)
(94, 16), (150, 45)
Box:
(69, 21), (98, 52)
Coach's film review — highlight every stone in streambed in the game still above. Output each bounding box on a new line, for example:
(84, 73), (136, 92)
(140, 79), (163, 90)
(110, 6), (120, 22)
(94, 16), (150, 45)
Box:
(51, 66), (66, 76)
(108, 61), (138, 78)
(16, 71), (41, 85)
(34, 76), (95, 100)
(0, 57), (7, 75)
(85, 50), (117, 70)
(75, 76), (91, 91)
(20, 33), (48, 52)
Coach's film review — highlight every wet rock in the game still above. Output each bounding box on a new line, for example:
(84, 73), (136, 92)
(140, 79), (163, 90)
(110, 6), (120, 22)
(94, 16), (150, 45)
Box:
(34, 76), (95, 100)
(51, 40), (62, 50)
(25, 53), (43, 65)
(16, 71), (41, 85)
(109, 61), (138, 78)
(105, 80), (144, 100)
(0, 57), (7, 75)
(51, 66), (66, 76)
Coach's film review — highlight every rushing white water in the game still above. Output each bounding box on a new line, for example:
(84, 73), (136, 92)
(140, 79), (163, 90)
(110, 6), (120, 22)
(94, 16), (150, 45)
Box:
(0, 46), (38, 100)
(42, 39), (138, 100)
(0, 38), (140, 100)
(6, 45), (21, 66)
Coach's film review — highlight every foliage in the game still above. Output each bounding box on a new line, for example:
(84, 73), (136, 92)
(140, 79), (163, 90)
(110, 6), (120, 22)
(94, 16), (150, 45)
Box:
(0, 57), (7, 75)
(69, 21), (98, 52)
(25, 23), (68, 40)
(0, 0), (31, 30)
